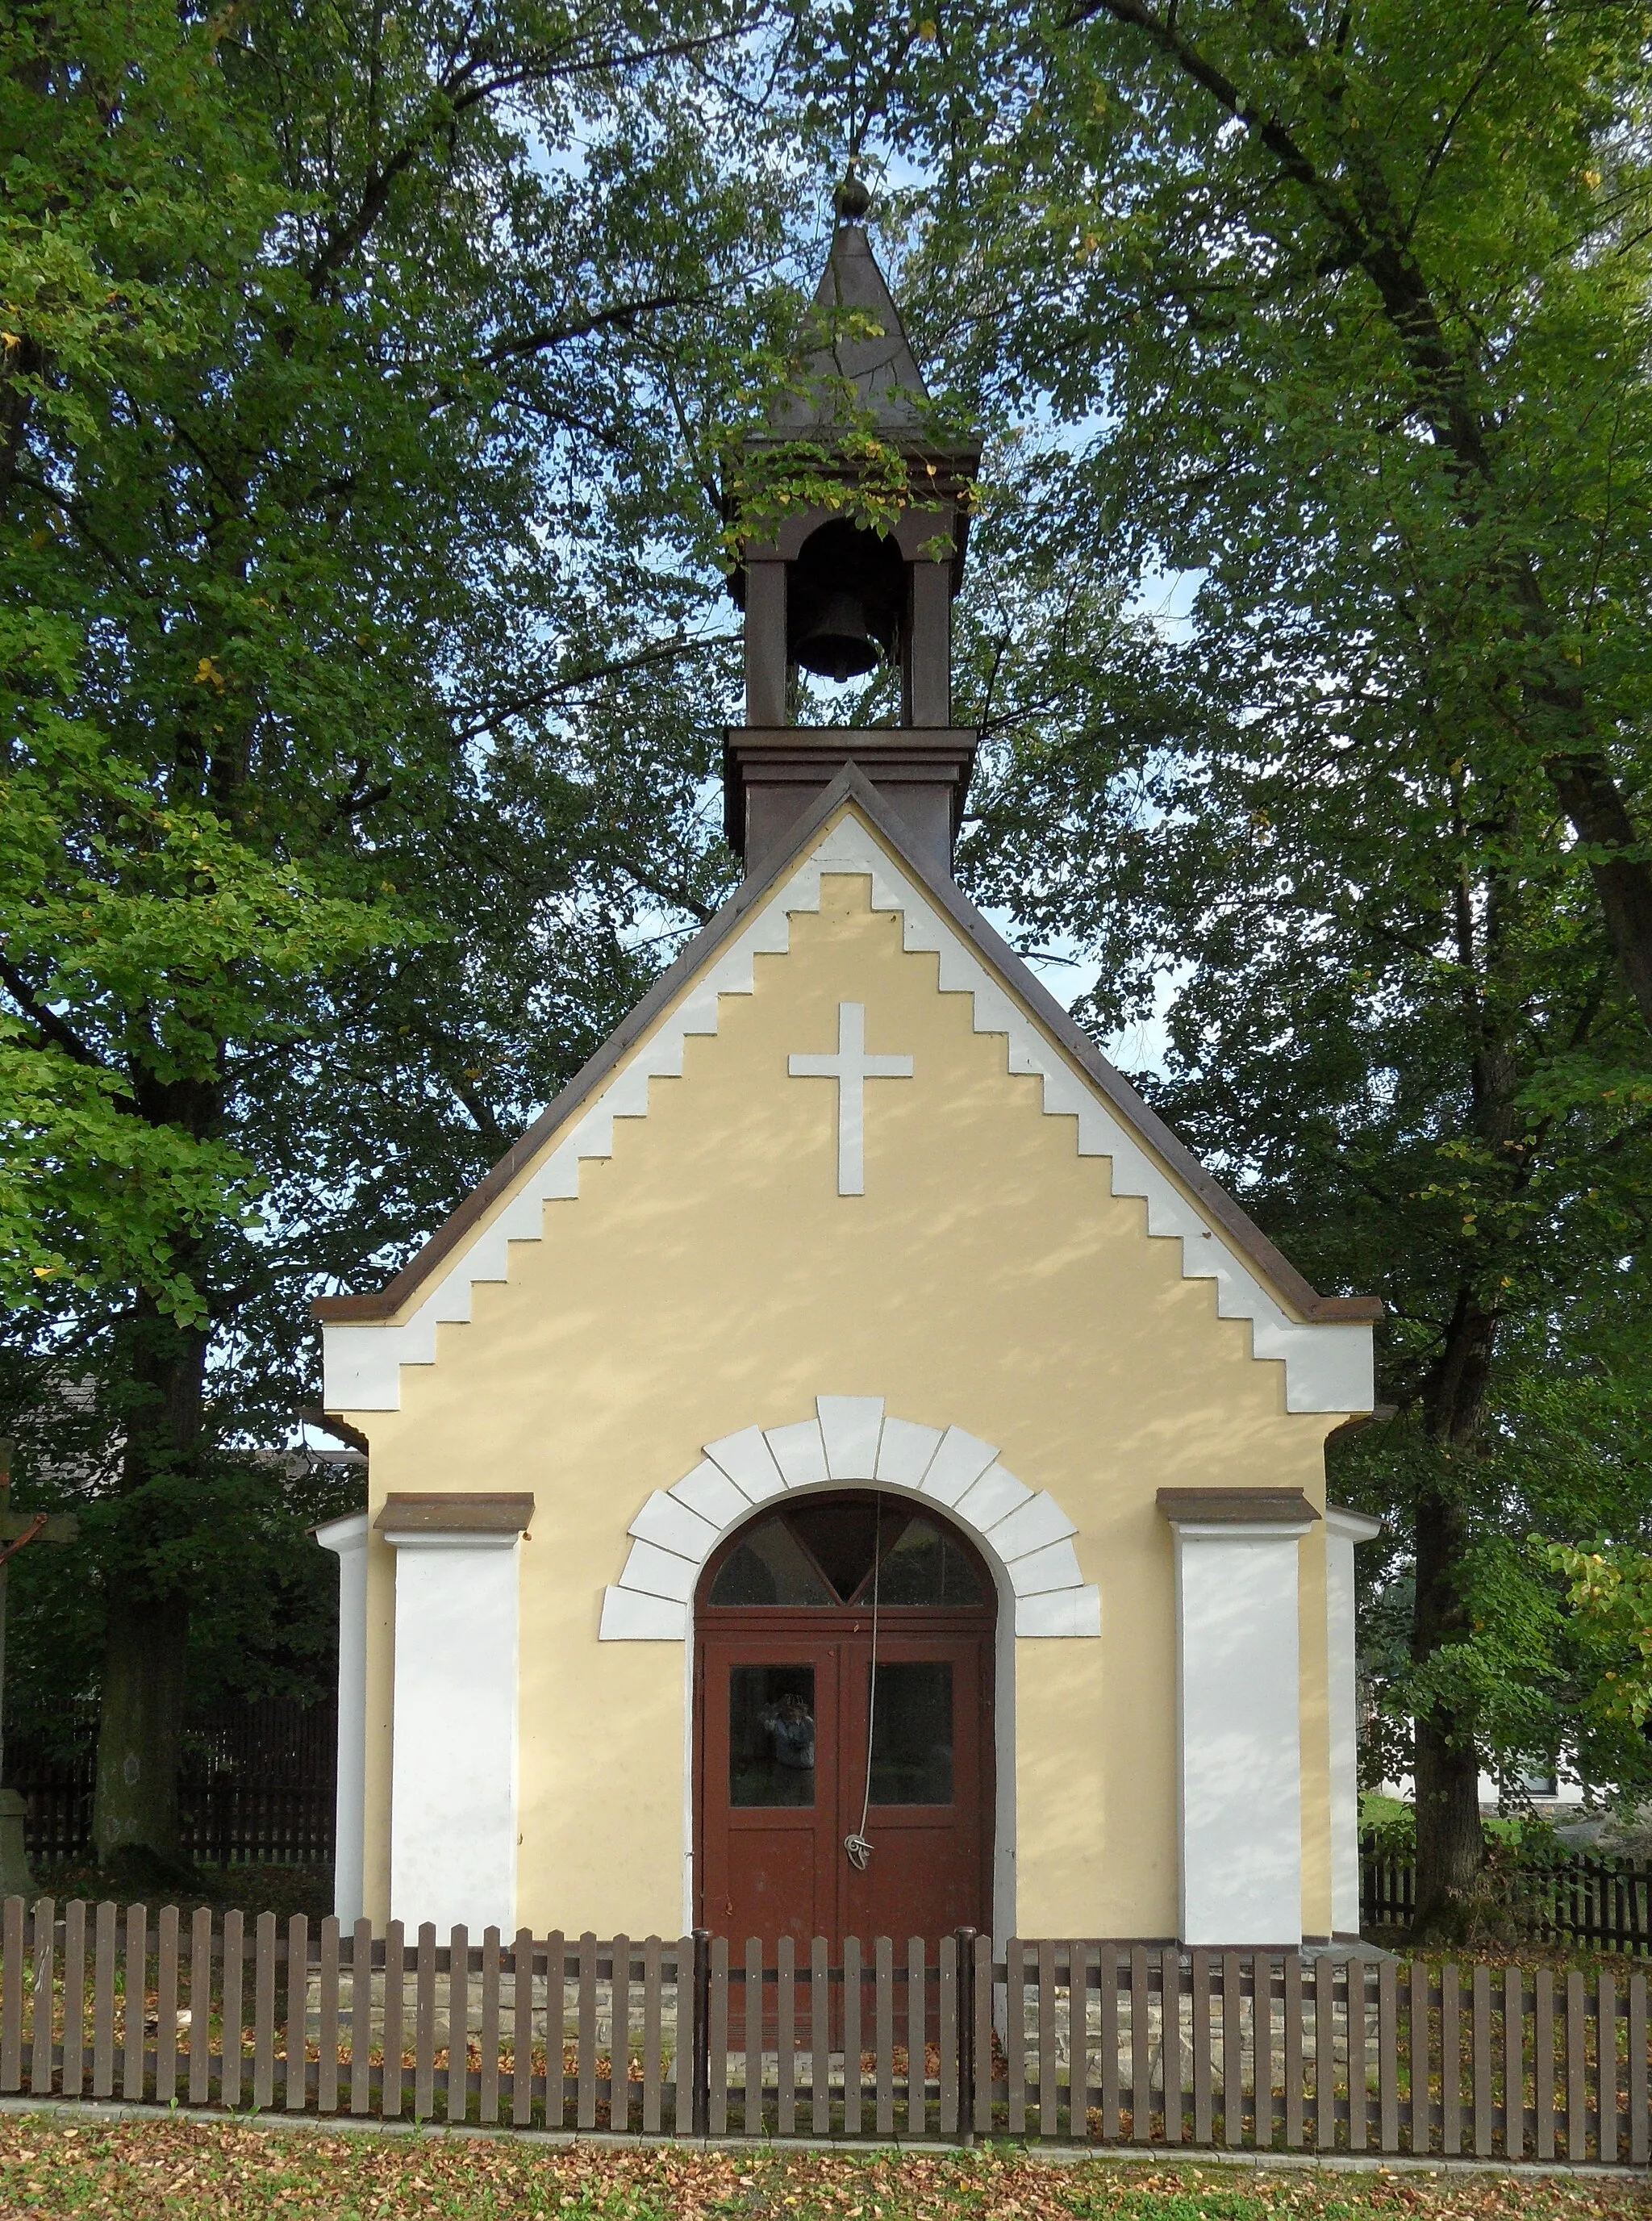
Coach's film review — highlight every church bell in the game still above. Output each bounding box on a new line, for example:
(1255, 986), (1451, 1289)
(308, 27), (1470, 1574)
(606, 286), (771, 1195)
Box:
(793, 589), (880, 683)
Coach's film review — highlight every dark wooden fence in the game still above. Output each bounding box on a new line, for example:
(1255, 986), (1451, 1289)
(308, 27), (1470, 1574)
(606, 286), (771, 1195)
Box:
(2, 1901), (1649, 2159)
(1362, 1847), (1652, 1955)
(10, 1700), (335, 1868)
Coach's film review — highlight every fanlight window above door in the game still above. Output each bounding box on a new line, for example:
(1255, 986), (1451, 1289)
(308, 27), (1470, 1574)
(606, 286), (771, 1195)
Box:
(707, 1497), (986, 1608)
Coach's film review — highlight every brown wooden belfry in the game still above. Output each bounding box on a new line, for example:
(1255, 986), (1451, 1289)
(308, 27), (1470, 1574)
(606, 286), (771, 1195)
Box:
(724, 182), (979, 875)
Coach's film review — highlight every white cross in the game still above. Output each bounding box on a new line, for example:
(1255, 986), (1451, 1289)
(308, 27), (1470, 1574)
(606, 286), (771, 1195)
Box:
(788, 1001), (914, 1196)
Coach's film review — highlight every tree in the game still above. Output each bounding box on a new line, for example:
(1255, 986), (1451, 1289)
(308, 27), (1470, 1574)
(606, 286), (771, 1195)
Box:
(795, 0), (1652, 1928)
(1, 0), (797, 1868)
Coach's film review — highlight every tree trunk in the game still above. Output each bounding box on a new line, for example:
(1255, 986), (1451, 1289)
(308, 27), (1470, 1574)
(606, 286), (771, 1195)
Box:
(93, 1592), (190, 1868)
(1410, 1484), (1485, 1934)
(90, 1292), (208, 1872)
(1409, 1287), (1496, 1935)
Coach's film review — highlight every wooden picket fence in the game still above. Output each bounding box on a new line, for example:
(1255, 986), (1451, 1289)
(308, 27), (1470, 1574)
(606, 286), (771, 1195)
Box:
(2, 1901), (1650, 2160)
(1362, 1850), (1652, 1956)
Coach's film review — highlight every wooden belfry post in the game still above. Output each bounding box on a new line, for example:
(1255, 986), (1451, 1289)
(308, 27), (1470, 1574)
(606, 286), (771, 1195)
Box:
(0, 1438), (77, 1894)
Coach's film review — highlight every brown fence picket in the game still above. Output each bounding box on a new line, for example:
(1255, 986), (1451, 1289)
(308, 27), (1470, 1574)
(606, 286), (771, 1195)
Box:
(189, 1906), (213, 2108)
(0, 1897), (19, 2095)
(1441, 1960), (1460, 2155)
(29, 1897), (53, 2096)
(1629, 1968), (1647, 2165)
(414, 1922), (436, 2121)
(1565, 1970), (1587, 2159)
(544, 1931), (565, 2130)
(937, 1935), (957, 2135)
(611, 1932), (632, 2135)
(252, 1911), (277, 2110)
(1316, 1954), (1335, 2151)
(640, 1936), (663, 2135)
(1128, 1944), (1149, 2139)
(511, 1928), (536, 2128)
(971, 1932), (991, 2136)
(1283, 1952), (1304, 2148)
(1005, 1937), (1025, 2135)
(1346, 1960), (1368, 2152)
(91, 1901), (115, 2099)
(871, 1935), (892, 2138)
(1223, 1952), (1246, 2147)
(812, 1945), (830, 2131)
(62, 1898), (86, 2099)
(154, 1904), (179, 2106)
(479, 1926), (501, 2126)
(908, 1936), (927, 2139)
(123, 1903), (147, 2102)
(736, 1936), (754, 2140)
(1035, 1939), (1056, 2140)
(841, 1935), (861, 2135)
(317, 1916), (340, 2114)
(675, 1935), (695, 2136)
(447, 1924), (469, 2127)
(352, 1920), (373, 2117)
(707, 1935), (728, 2136)
(221, 1909), (244, 2111)
(286, 1914), (308, 2112)
(1099, 1944), (1119, 2140)
(1598, 1971), (1617, 2164)
(736, 1936), (759, 2140)
(576, 1930), (597, 2131)
(1534, 1967), (1554, 2158)
(1376, 1956), (1397, 2152)
(774, 1935), (795, 2136)
(1070, 1941), (1090, 2143)
(1189, 1952), (1211, 2143)
(1408, 1960), (1428, 2155)
(1502, 1965), (1522, 2160)
(382, 1919), (405, 2119)
(1471, 1964), (1491, 2157)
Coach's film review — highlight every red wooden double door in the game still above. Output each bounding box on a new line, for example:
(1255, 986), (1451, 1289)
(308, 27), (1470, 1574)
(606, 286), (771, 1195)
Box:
(694, 1492), (995, 1952)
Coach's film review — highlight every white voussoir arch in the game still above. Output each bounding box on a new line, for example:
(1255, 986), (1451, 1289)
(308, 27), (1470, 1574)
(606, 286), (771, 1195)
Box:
(599, 1396), (1101, 1642)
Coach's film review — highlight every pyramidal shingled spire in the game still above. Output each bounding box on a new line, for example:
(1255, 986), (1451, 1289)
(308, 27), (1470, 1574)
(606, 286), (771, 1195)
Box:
(770, 177), (930, 435)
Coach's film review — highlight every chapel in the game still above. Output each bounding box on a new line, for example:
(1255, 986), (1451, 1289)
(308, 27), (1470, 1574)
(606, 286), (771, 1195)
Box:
(313, 190), (1383, 1955)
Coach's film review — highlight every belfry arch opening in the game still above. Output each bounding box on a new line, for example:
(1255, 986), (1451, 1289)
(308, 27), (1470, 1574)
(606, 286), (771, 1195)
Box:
(693, 1491), (996, 1952)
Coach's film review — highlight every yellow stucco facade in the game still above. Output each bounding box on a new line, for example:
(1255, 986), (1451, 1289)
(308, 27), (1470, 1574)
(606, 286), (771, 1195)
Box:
(327, 808), (1362, 1943)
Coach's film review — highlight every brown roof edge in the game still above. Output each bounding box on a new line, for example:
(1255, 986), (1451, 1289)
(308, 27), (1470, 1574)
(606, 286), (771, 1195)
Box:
(1157, 1487), (1320, 1526)
(298, 1405), (369, 1454)
(373, 1492), (535, 1534)
(312, 762), (1382, 1334)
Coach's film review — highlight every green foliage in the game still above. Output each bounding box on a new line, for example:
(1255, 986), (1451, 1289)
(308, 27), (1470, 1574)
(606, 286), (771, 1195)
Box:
(0, 0), (814, 1736)
(789, 0), (1652, 1861)
(1358, 1793), (1414, 1855)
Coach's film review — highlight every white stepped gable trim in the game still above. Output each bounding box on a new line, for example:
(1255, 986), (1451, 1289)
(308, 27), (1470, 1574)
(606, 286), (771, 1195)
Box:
(598, 1396), (1102, 1641)
(322, 812), (1374, 1414)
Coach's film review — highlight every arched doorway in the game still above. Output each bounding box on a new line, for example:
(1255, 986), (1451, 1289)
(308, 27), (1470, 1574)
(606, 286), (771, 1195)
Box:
(694, 1492), (995, 1948)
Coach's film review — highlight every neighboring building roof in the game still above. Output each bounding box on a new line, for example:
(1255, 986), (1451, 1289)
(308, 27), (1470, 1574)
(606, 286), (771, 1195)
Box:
(315, 766), (1379, 1415)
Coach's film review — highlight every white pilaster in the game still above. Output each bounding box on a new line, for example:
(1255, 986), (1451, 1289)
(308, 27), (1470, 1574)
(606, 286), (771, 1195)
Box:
(314, 1512), (369, 1927)
(1325, 1505), (1383, 1935)
(382, 1522), (524, 1931)
(1162, 1493), (1315, 1946)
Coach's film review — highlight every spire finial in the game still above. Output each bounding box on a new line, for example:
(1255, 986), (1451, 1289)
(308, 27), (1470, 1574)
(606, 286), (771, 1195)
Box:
(833, 173), (871, 224)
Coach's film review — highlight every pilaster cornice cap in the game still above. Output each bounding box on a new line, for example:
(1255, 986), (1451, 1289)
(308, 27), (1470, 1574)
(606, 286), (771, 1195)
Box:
(1157, 1487), (1320, 1526)
(373, 1492), (534, 1535)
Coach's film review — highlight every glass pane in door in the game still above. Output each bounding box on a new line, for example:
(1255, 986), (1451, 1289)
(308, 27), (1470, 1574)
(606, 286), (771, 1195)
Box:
(869, 1660), (953, 1805)
(729, 1664), (817, 1806)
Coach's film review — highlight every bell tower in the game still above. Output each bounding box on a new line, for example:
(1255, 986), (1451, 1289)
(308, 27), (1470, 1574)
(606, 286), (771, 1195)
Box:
(724, 182), (980, 879)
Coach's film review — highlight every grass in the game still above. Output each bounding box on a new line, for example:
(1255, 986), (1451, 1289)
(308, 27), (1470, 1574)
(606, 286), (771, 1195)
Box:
(0, 2119), (1649, 2220)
